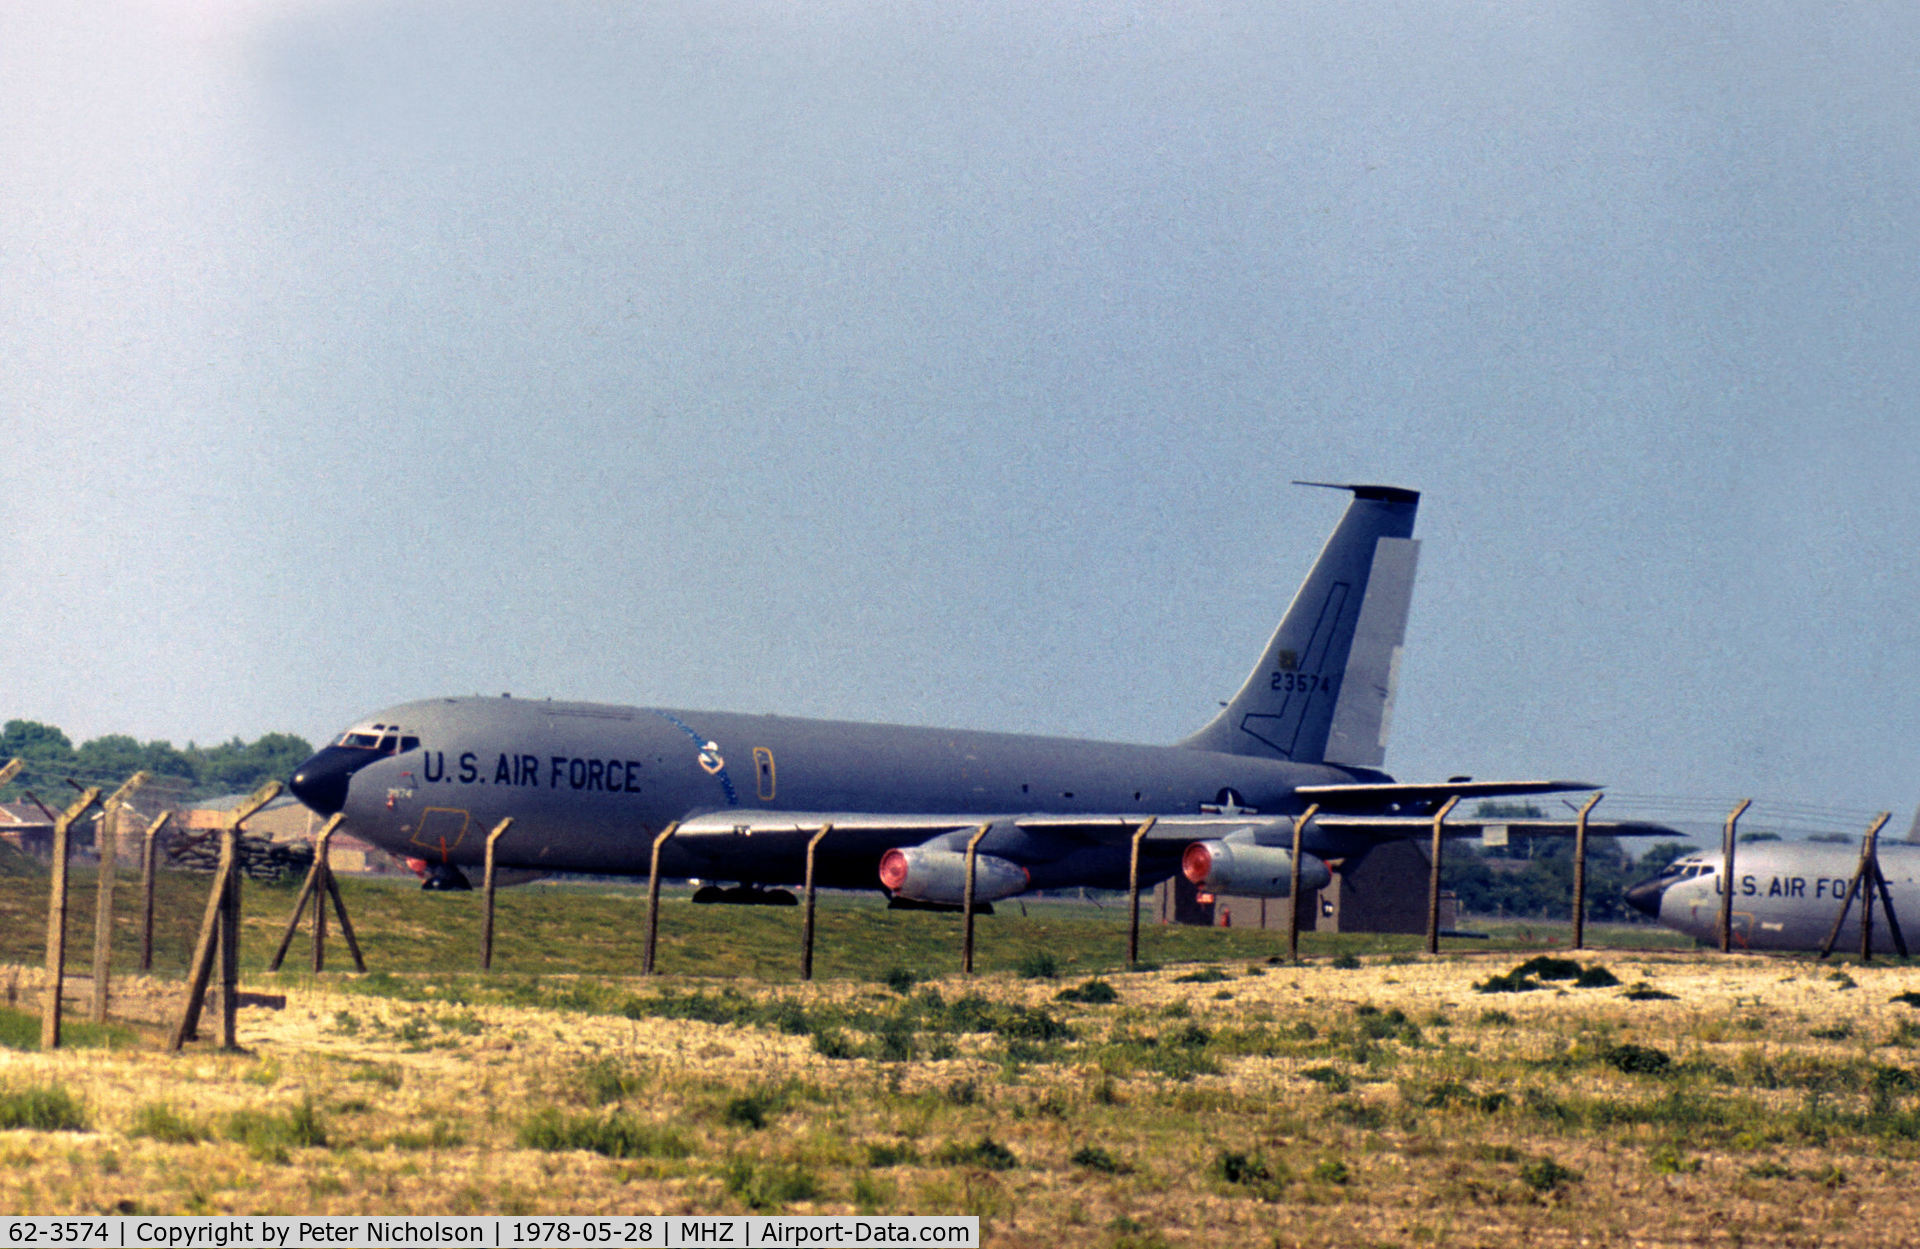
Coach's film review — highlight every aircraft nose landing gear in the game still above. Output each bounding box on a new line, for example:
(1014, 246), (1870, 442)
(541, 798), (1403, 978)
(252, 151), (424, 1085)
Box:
(422, 863), (473, 892)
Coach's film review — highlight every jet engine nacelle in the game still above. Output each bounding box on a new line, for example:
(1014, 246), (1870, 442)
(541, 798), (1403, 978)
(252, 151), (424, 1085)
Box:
(1181, 840), (1331, 898)
(878, 846), (1030, 905)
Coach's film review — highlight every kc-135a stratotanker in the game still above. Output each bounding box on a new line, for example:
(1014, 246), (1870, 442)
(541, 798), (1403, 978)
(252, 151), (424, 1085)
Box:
(1626, 837), (1919, 952)
(288, 485), (1675, 904)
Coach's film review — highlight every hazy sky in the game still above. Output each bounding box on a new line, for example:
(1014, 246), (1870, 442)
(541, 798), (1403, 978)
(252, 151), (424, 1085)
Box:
(4, 3), (1917, 829)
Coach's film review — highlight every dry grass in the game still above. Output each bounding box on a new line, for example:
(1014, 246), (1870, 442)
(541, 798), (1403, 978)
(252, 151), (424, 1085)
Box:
(2, 949), (1919, 1247)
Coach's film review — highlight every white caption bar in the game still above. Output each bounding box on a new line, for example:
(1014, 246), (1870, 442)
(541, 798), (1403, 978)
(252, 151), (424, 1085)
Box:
(1, 1218), (979, 1249)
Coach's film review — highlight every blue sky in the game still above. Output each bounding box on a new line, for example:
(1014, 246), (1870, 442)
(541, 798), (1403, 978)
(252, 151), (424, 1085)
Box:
(4, 2), (1917, 830)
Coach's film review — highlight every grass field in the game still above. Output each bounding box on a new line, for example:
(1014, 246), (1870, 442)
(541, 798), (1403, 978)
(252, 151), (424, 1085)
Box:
(3, 870), (1919, 1246)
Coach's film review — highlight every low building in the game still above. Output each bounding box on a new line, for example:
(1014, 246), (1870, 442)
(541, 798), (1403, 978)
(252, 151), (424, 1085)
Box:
(180, 794), (407, 875)
(181, 793), (317, 841)
(1154, 839), (1458, 934)
(0, 802), (54, 856)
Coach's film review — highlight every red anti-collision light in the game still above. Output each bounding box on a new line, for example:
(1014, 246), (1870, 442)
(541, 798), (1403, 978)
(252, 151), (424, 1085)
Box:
(878, 848), (909, 891)
(1181, 842), (1214, 885)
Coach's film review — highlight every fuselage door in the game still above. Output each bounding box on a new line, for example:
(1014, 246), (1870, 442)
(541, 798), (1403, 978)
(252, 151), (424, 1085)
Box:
(411, 808), (472, 862)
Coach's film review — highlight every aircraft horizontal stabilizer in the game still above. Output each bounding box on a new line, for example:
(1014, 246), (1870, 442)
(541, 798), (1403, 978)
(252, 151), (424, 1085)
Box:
(1312, 815), (1683, 841)
(1293, 779), (1600, 812)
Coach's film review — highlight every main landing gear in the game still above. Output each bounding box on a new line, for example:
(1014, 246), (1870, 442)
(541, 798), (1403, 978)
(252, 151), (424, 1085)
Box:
(691, 884), (798, 906)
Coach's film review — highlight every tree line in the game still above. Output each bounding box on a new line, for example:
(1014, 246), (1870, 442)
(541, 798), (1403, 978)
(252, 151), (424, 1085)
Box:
(0, 719), (313, 803)
(1444, 802), (1691, 922)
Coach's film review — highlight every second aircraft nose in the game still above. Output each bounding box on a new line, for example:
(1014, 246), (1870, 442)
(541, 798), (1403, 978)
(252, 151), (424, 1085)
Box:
(1623, 876), (1668, 919)
(289, 748), (362, 815)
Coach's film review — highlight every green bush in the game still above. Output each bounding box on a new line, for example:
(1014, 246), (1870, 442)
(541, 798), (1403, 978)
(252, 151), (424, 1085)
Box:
(1174, 967), (1230, 984)
(866, 1141), (919, 1167)
(722, 1088), (785, 1130)
(811, 1029), (856, 1060)
(1016, 950), (1061, 980)
(1212, 1149), (1288, 1200)
(222, 1097), (327, 1163)
(1520, 1156), (1582, 1192)
(1623, 982), (1678, 1002)
(1512, 956), (1583, 981)
(131, 1102), (206, 1144)
(1311, 1157), (1351, 1185)
(935, 1135), (1018, 1171)
(721, 1157), (821, 1211)
(0, 1082), (86, 1132)
(1300, 1066), (1351, 1093)
(518, 1108), (692, 1159)
(1420, 1081), (1508, 1112)
(993, 1005), (1074, 1043)
(1602, 1043), (1673, 1076)
(870, 1017), (916, 1062)
(1070, 1144), (1129, 1174)
(571, 1056), (646, 1105)
(1475, 970), (1543, 994)
(1056, 979), (1119, 1005)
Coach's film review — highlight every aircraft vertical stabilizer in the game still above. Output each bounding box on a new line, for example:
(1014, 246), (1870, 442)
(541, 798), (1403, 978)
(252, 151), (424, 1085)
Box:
(1322, 535), (1419, 768)
(1179, 484), (1419, 764)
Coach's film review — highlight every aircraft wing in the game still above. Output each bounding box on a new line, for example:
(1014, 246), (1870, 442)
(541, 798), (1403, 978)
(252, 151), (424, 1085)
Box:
(675, 811), (988, 837)
(673, 806), (1675, 847)
(671, 810), (1280, 851)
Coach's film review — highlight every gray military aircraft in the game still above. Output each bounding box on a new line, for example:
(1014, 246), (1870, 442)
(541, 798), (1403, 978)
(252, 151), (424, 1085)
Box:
(1626, 836), (1918, 952)
(289, 484), (1674, 903)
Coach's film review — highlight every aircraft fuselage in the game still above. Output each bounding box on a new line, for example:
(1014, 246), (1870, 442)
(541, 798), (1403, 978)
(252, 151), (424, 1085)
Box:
(1626, 840), (1920, 953)
(304, 695), (1371, 891)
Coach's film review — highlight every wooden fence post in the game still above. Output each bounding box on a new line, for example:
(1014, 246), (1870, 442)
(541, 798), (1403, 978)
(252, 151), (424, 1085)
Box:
(480, 818), (515, 971)
(800, 824), (833, 981)
(41, 787), (103, 1050)
(1718, 799), (1752, 953)
(270, 813), (345, 972)
(168, 781), (282, 1052)
(1819, 812), (1901, 961)
(960, 823), (992, 975)
(1287, 804), (1320, 962)
(1126, 817), (1158, 967)
(1425, 796), (1459, 955)
(641, 823), (679, 975)
(139, 811), (172, 972)
(90, 772), (149, 1023)
(1570, 792), (1603, 951)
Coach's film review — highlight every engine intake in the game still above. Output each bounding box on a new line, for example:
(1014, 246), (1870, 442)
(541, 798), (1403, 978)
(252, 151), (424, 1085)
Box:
(1181, 840), (1330, 898)
(878, 846), (1029, 905)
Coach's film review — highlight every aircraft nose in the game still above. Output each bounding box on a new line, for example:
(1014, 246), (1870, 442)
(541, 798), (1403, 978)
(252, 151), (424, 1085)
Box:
(1624, 876), (1667, 919)
(289, 748), (356, 816)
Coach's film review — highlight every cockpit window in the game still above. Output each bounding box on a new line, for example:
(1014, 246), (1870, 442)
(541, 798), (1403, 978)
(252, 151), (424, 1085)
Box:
(333, 726), (420, 754)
